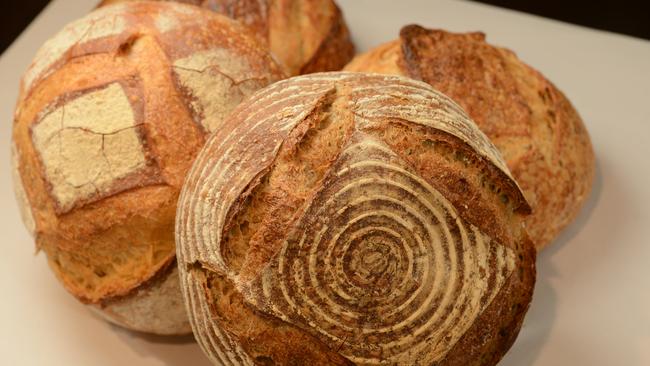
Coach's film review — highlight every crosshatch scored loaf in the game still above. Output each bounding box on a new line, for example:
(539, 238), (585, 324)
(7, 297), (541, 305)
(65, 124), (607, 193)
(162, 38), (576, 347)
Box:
(98, 0), (356, 76)
(11, 1), (284, 335)
(345, 25), (595, 250)
(176, 72), (536, 365)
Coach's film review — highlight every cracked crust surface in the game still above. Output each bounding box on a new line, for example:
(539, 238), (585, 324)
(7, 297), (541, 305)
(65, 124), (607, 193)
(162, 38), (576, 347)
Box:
(176, 72), (535, 365)
(98, 0), (355, 76)
(344, 26), (595, 250)
(12, 1), (283, 334)
(31, 81), (156, 214)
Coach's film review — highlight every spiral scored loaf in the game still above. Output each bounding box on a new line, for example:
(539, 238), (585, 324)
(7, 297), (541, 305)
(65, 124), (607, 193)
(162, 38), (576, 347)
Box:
(98, 0), (355, 76)
(176, 72), (536, 365)
(11, 1), (283, 334)
(345, 25), (595, 250)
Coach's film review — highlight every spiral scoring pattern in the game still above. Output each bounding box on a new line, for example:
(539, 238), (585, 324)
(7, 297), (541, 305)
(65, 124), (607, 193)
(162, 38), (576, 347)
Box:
(177, 76), (339, 366)
(245, 136), (514, 364)
(176, 73), (523, 365)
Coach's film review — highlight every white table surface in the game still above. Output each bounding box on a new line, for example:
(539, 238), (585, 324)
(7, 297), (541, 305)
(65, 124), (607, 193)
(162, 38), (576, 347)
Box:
(2, 0), (649, 365)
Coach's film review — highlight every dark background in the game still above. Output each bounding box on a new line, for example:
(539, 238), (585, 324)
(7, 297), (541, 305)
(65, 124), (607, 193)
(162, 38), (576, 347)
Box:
(1, 0), (649, 54)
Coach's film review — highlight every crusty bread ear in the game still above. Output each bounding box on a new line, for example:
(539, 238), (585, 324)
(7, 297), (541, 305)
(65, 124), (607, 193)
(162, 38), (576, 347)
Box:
(12, 1), (283, 335)
(98, 0), (356, 76)
(176, 72), (535, 365)
(345, 25), (595, 250)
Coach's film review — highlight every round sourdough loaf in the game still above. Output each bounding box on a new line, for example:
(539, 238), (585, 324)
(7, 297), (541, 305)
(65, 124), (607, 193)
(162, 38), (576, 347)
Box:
(11, 1), (283, 335)
(345, 25), (595, 250)
(98, 0), (355, 76)
(176, 72), (536, 365)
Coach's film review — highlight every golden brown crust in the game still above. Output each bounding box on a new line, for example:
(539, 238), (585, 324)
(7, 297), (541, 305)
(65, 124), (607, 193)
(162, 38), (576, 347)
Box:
(98, 0), (355, 76)
(296, 1), (355, 75)
(441, 233), (535, 365)
(12, 1), (283, 333)
(94, 261), (192, 335)
(176, 72), (535, 365)
(345, 25), (595, 250)
(199, 268), (355, 365)
(371, 122), (529, 246)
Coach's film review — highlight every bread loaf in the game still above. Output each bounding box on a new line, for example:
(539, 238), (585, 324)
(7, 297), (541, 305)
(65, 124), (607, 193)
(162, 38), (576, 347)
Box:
(98, 0), (355, 76)
(176, 72), (536, 365)
(345, 26), (595, 250)
(11, 1), (283, 335)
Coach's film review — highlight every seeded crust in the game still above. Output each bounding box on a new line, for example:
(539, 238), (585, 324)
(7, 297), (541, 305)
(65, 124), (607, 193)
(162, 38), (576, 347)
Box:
(11, 1), (283, 334)
(176, 72), (535, 365)
(98, 0), (356, 76)
(345, 25), (595, 250)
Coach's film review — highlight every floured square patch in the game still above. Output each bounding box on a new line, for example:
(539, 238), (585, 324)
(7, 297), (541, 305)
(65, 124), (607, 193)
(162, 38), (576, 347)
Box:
(172, 48), (270, 133)
(31, 81), (161, 214)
